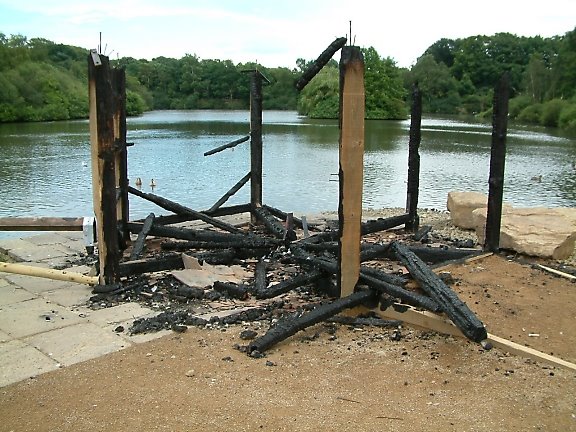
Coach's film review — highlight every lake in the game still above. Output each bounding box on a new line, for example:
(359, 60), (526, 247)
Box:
(0, 110), (575, 239)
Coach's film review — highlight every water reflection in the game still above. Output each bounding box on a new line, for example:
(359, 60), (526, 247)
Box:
(0, 111), (575, 240)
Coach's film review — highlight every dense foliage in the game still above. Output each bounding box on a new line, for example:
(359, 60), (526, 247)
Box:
(1, 26), (576, 131)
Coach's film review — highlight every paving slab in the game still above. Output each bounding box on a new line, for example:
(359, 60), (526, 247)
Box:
(0, 298), (86, 338)
(2, 273), (80, 294)
(2, 242), (73, 263)
(0, 286), (37, 306)
(82, 303), (156, 326)
(23, 232), (74, 246)
(0, 340), (60, 387)
(42, 284), (93, 307)
(0, 330), (12, 343)
(24, 323), (131, 367)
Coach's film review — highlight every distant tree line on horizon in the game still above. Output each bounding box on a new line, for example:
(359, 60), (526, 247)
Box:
(0, 27), (575, 133)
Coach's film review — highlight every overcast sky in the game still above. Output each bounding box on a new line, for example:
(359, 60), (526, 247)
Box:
(0, 0), (574, 69)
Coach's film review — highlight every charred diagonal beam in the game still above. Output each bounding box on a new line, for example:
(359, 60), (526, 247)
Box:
(204, 134), (250, 157)
(327, 315), (402, 328)
(263, 205), (320, 231)
(252, 206), (286, 239)
(247, 289), (376, 354)
(128, 186), (242, 234)
(144, 204), (251, 226)
(295, 37), (347, 91)
(254, 270), (325, 299)
(129, 213), (155, 260)
(291, 247), (437, 310)
(118, 254), (183, 277)
(361, 214), (410, 235)
(208, 172), (251, 213)
(391, 241), (487, 342)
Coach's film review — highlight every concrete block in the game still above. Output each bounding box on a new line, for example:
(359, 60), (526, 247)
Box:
(0, 340), (60, 387)
(24, 323), (131, 367)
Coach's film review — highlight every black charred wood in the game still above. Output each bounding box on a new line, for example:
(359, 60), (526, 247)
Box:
(118, 254), (184, 277)
(248, 289), (376, 354)
(295, 37), (347, 91)
(412, 225), (431, 241)
(253, 259), (268, 294)
(328, 315), (402, 328)
(193, 249), (237, 265)
(252, 206), (286, 239)
(177, 286), (204, 299)
(161, 237), (280, 251)
(128, 186), (243, 234)
(204, 134), (250, 157)
(129, 212), (155, 260)
(208, 172), (251, 213)
(255, 269), (324, 299)
(128, 222), (244, 243)
(144, 204), (251, 226)
(361, 214), (411, 235)
(213, 281), (249, 300)
(391, 241), (487, 342)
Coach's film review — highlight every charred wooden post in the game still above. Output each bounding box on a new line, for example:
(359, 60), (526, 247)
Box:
(112, 67), (129, 248)
(208, 172), (251, 213)
(149, 204), (251, 226)
(253, 258), (268, 294)
(485, 73), (510, 253)
(213, 281), (249, 300)
(161, 237), (280, 251)
(250, 70), (263, 224)
(89, 51), (120, 284)
(129, 212), (154, 260)
(338, 46), (365, 298)
(204, 134), (250, 157)
(405, 83), (422, 232)
(391, 242), (487, 342)
(248, 289), (376, 354)
(118, 254), (184, 277)
(295, 37), (347, 91)
(263, 205), (312, 231)
(128, 186), (242, 234)
(127, 222), (247, 243)
(252, 206), (286, 239)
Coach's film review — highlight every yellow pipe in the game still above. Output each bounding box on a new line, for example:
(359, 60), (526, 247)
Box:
(0, 261), (99, 285)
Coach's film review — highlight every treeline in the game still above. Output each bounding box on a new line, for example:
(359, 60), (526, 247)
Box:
(0, 28), (575, 132)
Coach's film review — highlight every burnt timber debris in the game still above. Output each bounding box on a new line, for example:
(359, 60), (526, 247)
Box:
(2, 41), (528, 360)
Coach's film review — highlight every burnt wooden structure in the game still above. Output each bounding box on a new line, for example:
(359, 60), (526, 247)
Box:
(405, 83), (422, 232)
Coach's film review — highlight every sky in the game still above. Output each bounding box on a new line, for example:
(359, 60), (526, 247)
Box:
(0, 0), (574, 69)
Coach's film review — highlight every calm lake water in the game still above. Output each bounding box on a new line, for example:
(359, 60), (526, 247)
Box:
(0, 110), (575, 239)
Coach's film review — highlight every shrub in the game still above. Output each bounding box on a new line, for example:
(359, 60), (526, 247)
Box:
(558, 103), (576, 133)
(517, 103), (543, 124)
(541, 99), (569, 127)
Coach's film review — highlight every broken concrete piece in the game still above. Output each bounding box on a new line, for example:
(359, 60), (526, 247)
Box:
(473, 207), (576, 259)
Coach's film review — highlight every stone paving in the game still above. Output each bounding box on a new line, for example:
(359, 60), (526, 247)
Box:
(0, 231), (168, 388)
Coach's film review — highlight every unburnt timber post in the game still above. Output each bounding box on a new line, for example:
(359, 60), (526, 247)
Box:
(485, 73), (510, 252)
(89, 51), (120, 284)
(405, 83), (422, 232)
(338, 46), (365, 297)
(250, 70), (263, 224)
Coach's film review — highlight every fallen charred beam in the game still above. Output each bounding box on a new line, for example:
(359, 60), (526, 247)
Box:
(204, 134), (250, 157)
(290, 247), (438, 310)
(144, 204), (251, 226)
(263, 205), (320, 231)
(193, 249), (237, 265)
(295, 37), (347, 91)
(412, 225), (431, 241)
(128, 222), (245, 243)
(252, 206), (286, 239)
(128, 186), (242, 234)
(254, 270), (324, 299)
(361, 214), (410, 235)
(391, 241), (487, 342)
(118, 254), (184, 277)
(208, 172), (251, 213)
(213, 281), (249, 300)
(129, 213), (155, 260)
(248, 289), (376, 354)
(328, 315), (402, 328)
(161, 237), (280, 251)
(361, 243), (482, 264)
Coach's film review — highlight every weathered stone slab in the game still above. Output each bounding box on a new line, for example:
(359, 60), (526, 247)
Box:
(0, 340), (60, 387)
(473, 207), (576, 259)
(0, 286), (36, 307)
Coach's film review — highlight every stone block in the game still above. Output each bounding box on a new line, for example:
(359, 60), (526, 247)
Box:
(473, 207), (576, 259)
(447, 191), (489, 229)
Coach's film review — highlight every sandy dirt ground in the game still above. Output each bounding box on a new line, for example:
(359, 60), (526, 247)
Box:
(0, 253), (575, 432)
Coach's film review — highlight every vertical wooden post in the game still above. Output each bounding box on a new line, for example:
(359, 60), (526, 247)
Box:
(250, 70), (263, 224)
(112, 67), (129, 249)
(485, 73), (510, 252)
(88, 51), (120, 284)
(405, 83), (422, 232)
(338, 46), (365, 298)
